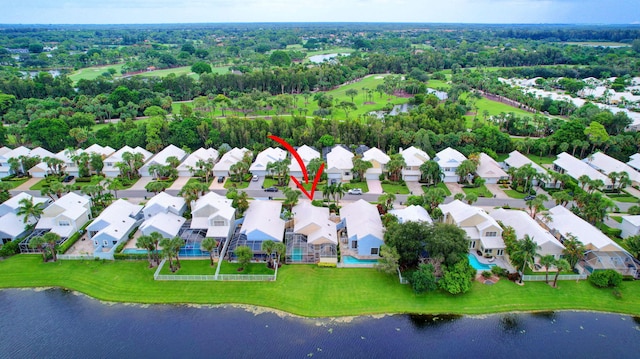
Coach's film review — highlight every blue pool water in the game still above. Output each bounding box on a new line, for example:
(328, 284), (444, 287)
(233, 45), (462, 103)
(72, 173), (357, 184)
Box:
(468, 254), (495, 271)
(123, 248), (149, 254)
(123, 245), (209, 257)
(343, 256), (379, 264)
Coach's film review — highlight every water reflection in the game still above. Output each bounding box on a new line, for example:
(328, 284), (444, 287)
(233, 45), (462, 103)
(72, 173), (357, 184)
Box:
(500, 313), (524, 334)
(408, 314), (461, 329)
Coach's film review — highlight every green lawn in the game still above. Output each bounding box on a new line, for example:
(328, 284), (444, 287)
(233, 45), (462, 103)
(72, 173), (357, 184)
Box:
(462, 184), (492, 198)
(184, 177), (213, 188)
(218, 261), (275, 275)
(29, 178), (53, 191)
(462, 93), (535, 126)
(381, 182), (410, 194)
(72, 176), (106, 189)
(68, 64), (125, 83)
(0, 177), (30, 189)
(610, 216), (623, 223)
(224, 179), (249, 189)
(3, 255), (640, 317)
(137, 66), (199, 79)
(426, 79), (451, 90)
(159, 260), (274, 275)
(525, 154), (556, 166)
(346, 181), (369, 193)
(607, 193), (639, 203)
(93, 117), (152, 131)
(262, 177), (287, 188)
(422, 182), (451, 196)
(503, 189), (528, 199)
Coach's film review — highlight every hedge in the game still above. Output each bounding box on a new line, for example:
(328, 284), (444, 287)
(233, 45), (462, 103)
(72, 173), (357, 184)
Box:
(58, 222), (91, 254)
(317, 262), (337, 268)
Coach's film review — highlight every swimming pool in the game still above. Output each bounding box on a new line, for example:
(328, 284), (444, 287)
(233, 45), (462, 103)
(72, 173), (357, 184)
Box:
(343, 256), (379, 264)
(467, 254), (495, 271)
(122, 245), (210, 257)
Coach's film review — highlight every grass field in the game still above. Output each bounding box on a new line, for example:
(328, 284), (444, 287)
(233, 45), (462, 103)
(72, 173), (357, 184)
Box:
(503, 189), (528, 199)
(159, 260), (274, 275)
(426, 79), (451, 90)
(525, 154), (556, 166)
(461, 93), (535, 126)
(0, 177), (30, 189)
(565, 42), (630, 47)
(2, 255), (640, 317)
(381, 182), (410, 195)
(462, 184), (492, 198)
(68, 64), (125, 83)
(422, 182), (452, 196)
(224, 179), (249, 189)
(346, 181), (369, 193)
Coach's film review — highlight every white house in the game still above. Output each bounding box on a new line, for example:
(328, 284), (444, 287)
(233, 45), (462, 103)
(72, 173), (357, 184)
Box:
(503, 150), (555, 187)
(103, 146), (153, 178)
(434, 147), (467, 183)
(362, 147), (390, 180)
(339, 199), (384, 257)
(287, 201), (337, 263)
(326, 146), (354, 183)
(490, 208), (565, 262)
(240, 200), (285, 243)
(142, 192), (186, 219)
(35, 192), (91, 238)
(139, 211), (186, 239)
(177, 147), (219, 177)
(584, 152), (640, 185)
(627, 153), (640, 172)
(620, 215), (640, 239)
(0, 193), (52, 243)
(476, 153), (509, 184)
(190, 192), (235, 240)
(139, 144), (187, 177)
(87, 199), (143, 253)
(213, 147), (251, 178)
(399, 146), (430, 181)
(553, 152), (612, 190)
(389, 205), (433, 224)
(289, 145), (320, 180)
(1, 146), (56, 178)
(53, 144), (115, 177)
(440, 200), (504, 257)
(542, 205), (637, 276)
(249, 147), (287, 177)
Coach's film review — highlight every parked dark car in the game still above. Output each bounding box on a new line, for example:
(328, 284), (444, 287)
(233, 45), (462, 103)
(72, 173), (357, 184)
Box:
(264, 186), (278, 192)
(217, 176), (225, 183)
(62, 175), (75, 183)
(524, 195), (536, 201)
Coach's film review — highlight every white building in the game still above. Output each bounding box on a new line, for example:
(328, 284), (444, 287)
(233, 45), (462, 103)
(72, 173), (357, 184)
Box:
(440, 200), (504, 257)
(326, 146), (354, 183)
(287, 201), (338, 264)
(87, 199), (143, 254)
(503, 150), (555, 187)
(476, 153), (509, 184)
(362, 147), (390, 180)
(249, 147), (287, 177)
(53, 144), (115, 177)
(627, 153), (640, 172)
(240, 200), (285, 243)
(103, 146), (153, 178)
(399, 146), (430, 181)
(190, 192), (235, 240)
(584, 152), (640, 185)
(289, 145), (320, 180)
(0, 146), (55, 178)
(139, 144), (187, 177)
(35, 192), (91, 238)
(434, 147), (467, 183)
(139, 212), (186, 239)
(389, 205), (433, 224)
(553, 152), (612, 189)
(0, 193), (51, 243)
(213, 147), (251, 178)
(339, 199), (384, 257)
(620, 215), (640, 239)
(490, 208), (565, 263)
(142, 192), (186, 219)
(177, 147), (219, 177)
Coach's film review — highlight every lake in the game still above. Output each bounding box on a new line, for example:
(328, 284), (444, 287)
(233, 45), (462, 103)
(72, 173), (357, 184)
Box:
(1, 288), (639, 358)
(308, 53), (350, 63)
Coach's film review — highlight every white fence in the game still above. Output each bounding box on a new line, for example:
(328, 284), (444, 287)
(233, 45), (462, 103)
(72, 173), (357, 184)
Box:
(398, 268), (409, 285)
(153, 259), (278, 282)
(522, 274), (587, 282)
(57, 254), (95, 260)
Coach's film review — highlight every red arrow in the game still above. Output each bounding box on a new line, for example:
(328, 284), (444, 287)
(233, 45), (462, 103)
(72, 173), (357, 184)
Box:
(268, 135), (324, 201)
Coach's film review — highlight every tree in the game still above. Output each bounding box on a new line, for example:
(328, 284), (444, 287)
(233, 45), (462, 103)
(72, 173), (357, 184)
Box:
(526, 194), (549, 219)
(439, 260), (476, 295)
(465, 193), (478, 205)
(386, 154), (406, 181)
(511, 235), (539, 283)
(89, 152), (104, 176)
(42, 232), (61, 262)
(346, 89), (358, 103)
(136, 234), (156, 268)
(235, 245), (253, 271)
(562, 234), (586, 269)
(262, 240), (276, 268)
(282, 187), (301, 210)
(552, 259), (571, 288)
(273, 242), (286, 265)
(17, 197), (45, 225)
(201, 237), (218, 267)
(456, 159), (477, 184)
(160, 237), (179, 272)
(145, 181), (169, 194)
(352, 155), (372, 181)
(625, 235), (640, 260)
(589, 269), (622, 288)
(104, 177), (122, 199)
(422, 187), (446, 213)
(419, 160), (443, 185)
(584, 121), (610, 153)
(191, 62), (212, 74)
(29, 235), (48, 262)
(232, 191), (249, 216)
(375, 244), (400, 275)
(269, 50), (291, 67)
(0, 182), (12, 203)
(383, 221), (429, 268)
(409, 264), (438, 294)
(378, 193), (396, 212)
(539, 255), (556, 284)
(425, 223), (469, 266)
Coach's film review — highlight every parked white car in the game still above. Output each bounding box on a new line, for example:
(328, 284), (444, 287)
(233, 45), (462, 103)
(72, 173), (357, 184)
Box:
(348, 188), (363, 195)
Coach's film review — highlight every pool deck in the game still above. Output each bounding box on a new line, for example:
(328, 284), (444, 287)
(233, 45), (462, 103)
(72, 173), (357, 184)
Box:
(469, 251), (515, 272)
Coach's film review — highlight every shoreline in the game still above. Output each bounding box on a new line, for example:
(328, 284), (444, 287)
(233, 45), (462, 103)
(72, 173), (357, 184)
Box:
(3, 286), (638, 320)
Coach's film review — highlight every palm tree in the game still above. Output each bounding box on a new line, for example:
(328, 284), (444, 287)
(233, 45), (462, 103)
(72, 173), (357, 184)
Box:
(526, 194), (549, 219)
(262, 240), (276, 268)
(29, 235), (48, 262)
(232, 191), (249, 216)
(149, 232), (163, 265)
(378, 193), (396, 212)
(16, 197), (45, 225)
(386, 154), (406, 182)
(274, 242), (286, 265)
(333, 182), (347, 206)
(552, 259), (571, 288)
(42, 232), (60, 262)
(561, 234), (585, 269)
(512, 235), (540, 283)
(282, 187), (301, 210)
(104, 177), (122, 199)
(201, 237), (218, 267)
(420, 160), (443, 185)
(352, 155), (373, 181)
(578, 174), (591, 190)
(179, 182), (209, 210)
(539, 255), (555, 284)
(456, 159), (477, 184)
(465, 193), (478, 205)
(235, 245), (253, 271)
(136, 235), (156, 268)
(145, 181), (169, 195)
(159, 237), (177, 272)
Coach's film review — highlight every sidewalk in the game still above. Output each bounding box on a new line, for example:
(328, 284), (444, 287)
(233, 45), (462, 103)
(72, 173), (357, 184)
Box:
(14, 177), (41, 190)
(485, 184), (509, 199)
(406, 181), (424, 195)
(168, 176), (190, 190)
(444, 183), (465, 196)
(130, 177), (154, 190)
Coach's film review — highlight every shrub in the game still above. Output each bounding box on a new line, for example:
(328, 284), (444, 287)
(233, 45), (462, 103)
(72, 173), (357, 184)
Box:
(0, 240), (20, 257)
(491, 265), (508, 277)
(311, 200), (325, 207)
(58, 231), (82, 254)
(481, 270), (492, 279)
(317, 262), (337, 268)
(589, 269), (623, 288)
(114, 253), (148, 260)
(74, 177), (92, 183)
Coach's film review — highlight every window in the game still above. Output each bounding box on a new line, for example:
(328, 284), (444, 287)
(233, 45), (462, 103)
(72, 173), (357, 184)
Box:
(484, 249), (493, 254)
(496, 249), (504, 256)
(371, 247), (379, 255)
(213, 220), (226, 227)
(106, 163), (113, 167)
(469, 240), (476, 249)
(59, 220), (70, 226)
(485, 231), (497, 237)
(103, 240), (108, 246)
(344, 171), (350, 176)
(351, 240), (358, 249)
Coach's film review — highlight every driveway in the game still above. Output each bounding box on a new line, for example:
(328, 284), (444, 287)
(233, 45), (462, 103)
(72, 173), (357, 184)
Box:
(129, 176), (154, 190)
(14, 177), (41, 190)
(168, 176), (190, 191)
(247, 176), (264, 190)
(405, 181), (424, 195)
(444, 182), (465, 196)
(485, 184), (509, 199)
(366, 179), (383, 194)
(209, 177), (226, 190)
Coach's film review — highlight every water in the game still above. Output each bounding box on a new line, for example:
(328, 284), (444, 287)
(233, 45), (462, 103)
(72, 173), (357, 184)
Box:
(468, 254), (495, 271)
(343, 256), (379, 264)
(308, 53), (349, 63)
(123, 245), (209, 257)
(1, 289), (639, 358)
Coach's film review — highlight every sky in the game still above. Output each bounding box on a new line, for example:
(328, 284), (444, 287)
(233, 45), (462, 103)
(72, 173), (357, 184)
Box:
(1, 0), (638, 24)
